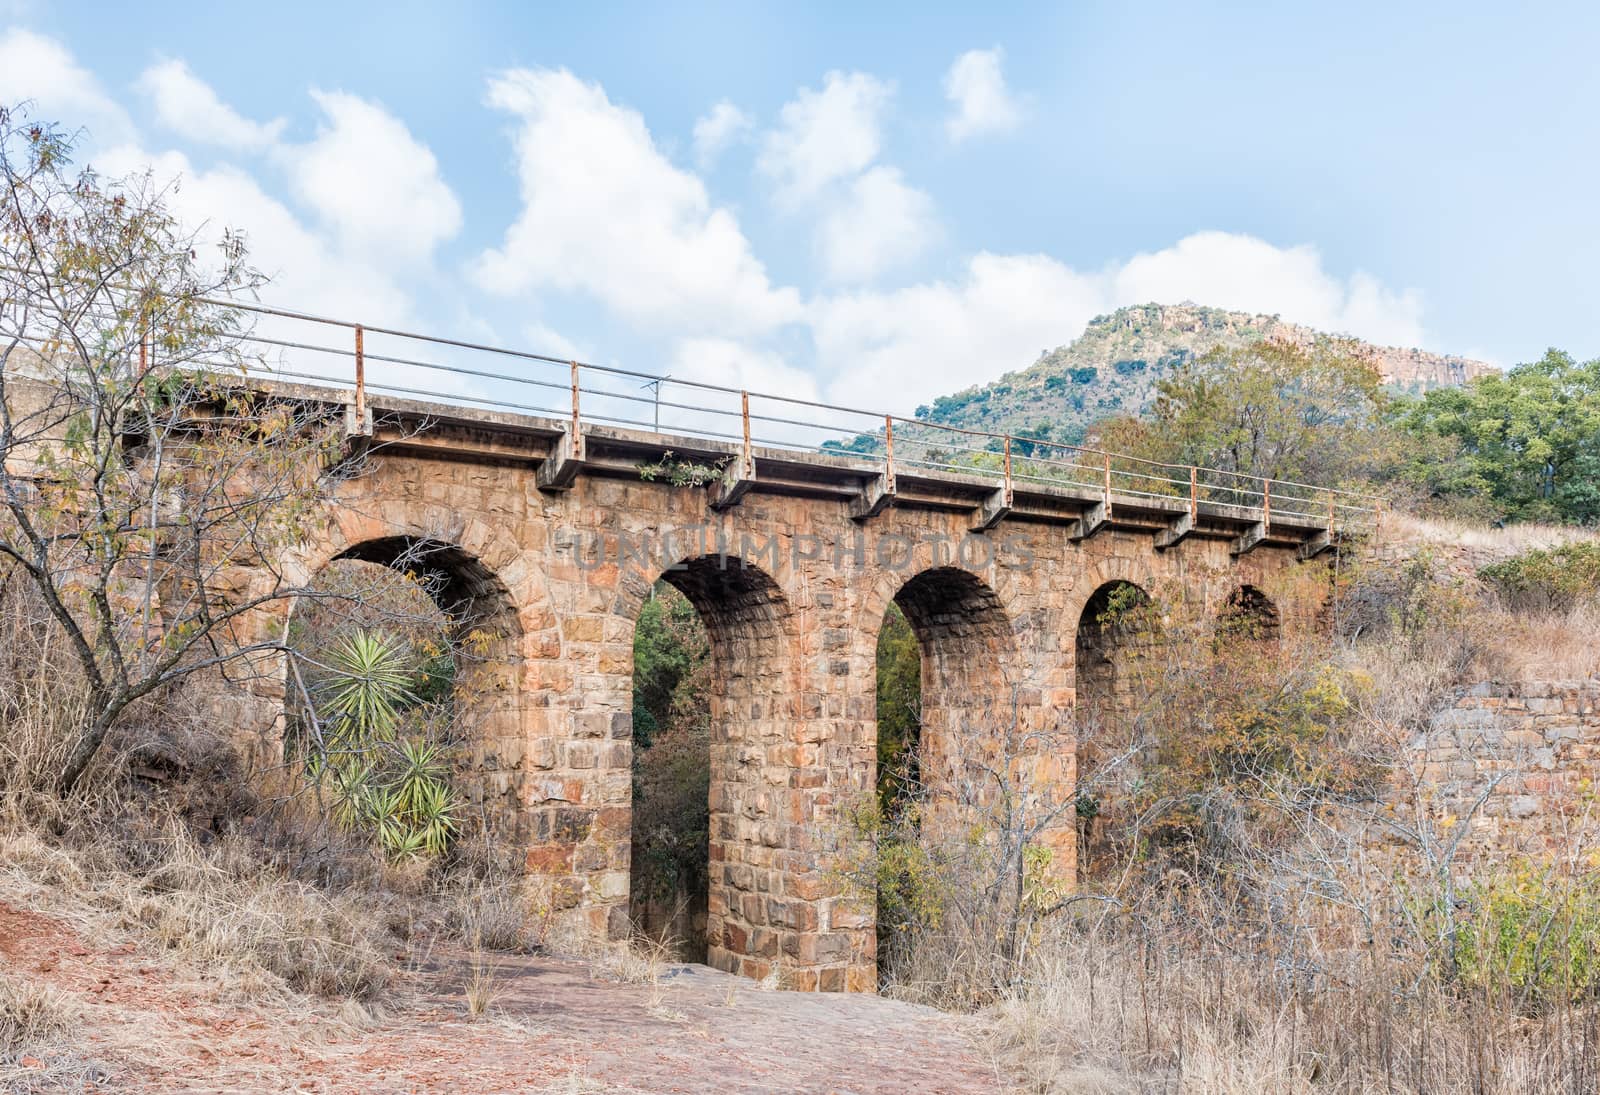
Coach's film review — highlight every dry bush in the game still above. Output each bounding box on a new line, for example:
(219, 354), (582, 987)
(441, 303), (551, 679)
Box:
(0, 971), (78, 1054)
(0, 572), (95, 810)
(441, 876), (542, 954)
(899, 540), (1600, 1092)
(984, 898), (1600, 1094)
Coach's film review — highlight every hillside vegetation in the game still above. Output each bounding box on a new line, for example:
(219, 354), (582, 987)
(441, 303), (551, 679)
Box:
(910, 302), (1495, 445)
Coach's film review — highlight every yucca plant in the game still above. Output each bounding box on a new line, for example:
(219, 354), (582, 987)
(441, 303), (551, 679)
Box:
(321, 631), (415, 748)
(302, 628), (463, 862)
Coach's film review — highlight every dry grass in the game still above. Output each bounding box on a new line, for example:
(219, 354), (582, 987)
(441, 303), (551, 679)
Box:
(1379, 510), (1598, 555)
(0, 971), (78, 1054)
(1475, 600), (1600, 681)
(0, 824), (395, 1003)
(980, 901), (1600, 1094)
(464, 951), (500, 1019)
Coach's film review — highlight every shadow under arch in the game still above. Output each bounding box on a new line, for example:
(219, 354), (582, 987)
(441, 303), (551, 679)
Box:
(333, 535), (521, 642)
(1073, 578), (1157, 876)
(292, 533), (528, 840)
(620, 553), (800, 980)
(880, 565), (1021, 808)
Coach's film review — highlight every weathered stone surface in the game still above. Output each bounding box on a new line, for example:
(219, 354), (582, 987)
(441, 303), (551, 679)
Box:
(229, 438), (1329, 992)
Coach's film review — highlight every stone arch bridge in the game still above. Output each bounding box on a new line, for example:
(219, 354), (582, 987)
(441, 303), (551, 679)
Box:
(232, 382), (1352, 994)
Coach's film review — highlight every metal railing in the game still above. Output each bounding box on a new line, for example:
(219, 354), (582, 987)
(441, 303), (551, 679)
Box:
(191, 298), (1377, 533)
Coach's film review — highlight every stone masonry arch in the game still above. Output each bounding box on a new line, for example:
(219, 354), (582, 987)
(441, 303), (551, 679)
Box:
(1217, 583), (1282, 642)
(284, 508), (538, 843)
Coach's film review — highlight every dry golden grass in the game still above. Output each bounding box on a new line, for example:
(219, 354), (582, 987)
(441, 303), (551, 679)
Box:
(0, 824), (395, 1003)
(0, 971), (79, 1054)
(1379, 510), (1599, 555)
(1475, 600), (1600, 681)
(978, 903), (1600, 1095)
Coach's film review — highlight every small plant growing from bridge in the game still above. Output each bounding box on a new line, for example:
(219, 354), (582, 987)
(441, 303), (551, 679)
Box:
(637, 451), (732, 488)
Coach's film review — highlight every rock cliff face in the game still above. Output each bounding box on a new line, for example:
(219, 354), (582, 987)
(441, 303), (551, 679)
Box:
(914, 302), (1496, 444)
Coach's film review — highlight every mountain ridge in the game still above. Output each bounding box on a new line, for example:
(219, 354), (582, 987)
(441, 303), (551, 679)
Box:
(909, 302), (1496, 445)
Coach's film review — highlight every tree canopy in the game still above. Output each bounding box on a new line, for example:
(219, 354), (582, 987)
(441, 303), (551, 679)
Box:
(1090, 338), (1396, 488)
(1395, 349), (1600, 524)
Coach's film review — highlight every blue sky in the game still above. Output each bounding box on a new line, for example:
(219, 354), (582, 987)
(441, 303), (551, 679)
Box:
(2, 2), (1596, 416)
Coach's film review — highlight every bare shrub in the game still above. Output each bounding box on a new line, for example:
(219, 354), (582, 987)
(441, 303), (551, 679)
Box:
(0, 972), (78, 1054)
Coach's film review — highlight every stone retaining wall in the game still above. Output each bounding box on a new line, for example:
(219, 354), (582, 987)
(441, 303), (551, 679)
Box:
(1410, 680), (1600, 860)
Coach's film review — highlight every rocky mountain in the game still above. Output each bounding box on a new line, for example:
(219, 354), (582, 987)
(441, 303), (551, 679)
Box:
(906, 302), (1495, 446)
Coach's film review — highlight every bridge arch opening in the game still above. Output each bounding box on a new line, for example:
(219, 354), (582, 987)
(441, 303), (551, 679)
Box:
(1217, 584), (1281, 643)
(1073, 579), (1157, 875)
(872, 565), (1017, 975)
(627, 556), (791, 971)
(886, 566), (1016, 784)
(284, 535), (526, 848)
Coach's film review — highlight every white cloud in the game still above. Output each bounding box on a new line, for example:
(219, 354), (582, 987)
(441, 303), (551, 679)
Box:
(0, 27), (133, 143)
(758, 70), (933, 283)
(137, 59), (285, 150)
(692, 100), (752, 167)
(474, 67), (802, 338)
(1112, 231), (1425, 347)
(285, 90), (462, 267)
(662, 337), (825, 445)
(813, 232), (1427, 413)
(943, 47), (1022, 143)
(95, 144), (411, 324)
(814, 252), (1104, 410)
(816, 166), (936, 282)
(758, 71), (892, 205)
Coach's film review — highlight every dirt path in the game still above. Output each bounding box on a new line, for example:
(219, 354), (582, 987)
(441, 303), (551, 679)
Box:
(1, 902), (1006, 1093)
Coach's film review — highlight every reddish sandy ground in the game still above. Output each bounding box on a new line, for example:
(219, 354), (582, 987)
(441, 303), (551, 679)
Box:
(0, 901), (1007, 1093)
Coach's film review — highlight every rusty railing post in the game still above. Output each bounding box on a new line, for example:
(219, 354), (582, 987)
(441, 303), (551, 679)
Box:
(884, 415), (896, 493)
(353, 324), (366, 424)
(569, 360), (581, 436)
(1003, 435), (1013, 503)
(1263, 478), (1272, 533)
(1102, 450), (1112, 519)
(1189, 465), (1198, 520)
(740, 390), (752, 477)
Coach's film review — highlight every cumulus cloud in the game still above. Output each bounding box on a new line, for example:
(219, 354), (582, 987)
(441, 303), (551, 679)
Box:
(94, 144), (412, 323)
(0, 27), (133, 143)
(1111, 231), (1425, 348)
(692, 100), (752, 167)
(816, 166), (937, 282)
(758, 70), (892, 205)
(814, 232), (1428, 413)
(473, 67), (802, 337)
(814, 252), (1104, 410)
(758, 70), (935, 283)
(284, 90), (462, 267)
(943, 47), (1023, 143)
(137, 59), (285, 150)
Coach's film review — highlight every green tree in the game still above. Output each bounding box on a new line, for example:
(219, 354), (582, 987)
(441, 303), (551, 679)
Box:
(630, 583), (707, 748)
(1092, 337), (1396, 488)
(875, 603), (920, 807)
(1396, 349), (1600, 523)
